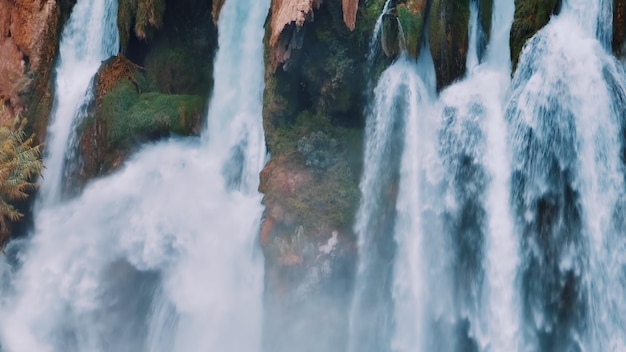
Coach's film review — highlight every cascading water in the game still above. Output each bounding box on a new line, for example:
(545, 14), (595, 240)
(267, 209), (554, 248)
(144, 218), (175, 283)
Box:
(348, 55), (434, 352)
(351, 0), (520, 350)
(348, 2), (436, 350)
(466, 0), (480, 72)
(0, 0), (269, 351)
(413, 0), (519, 350)
(40, 0), (119, 205)
(367, 0), (394, 66)
(507, 0), (626, 350)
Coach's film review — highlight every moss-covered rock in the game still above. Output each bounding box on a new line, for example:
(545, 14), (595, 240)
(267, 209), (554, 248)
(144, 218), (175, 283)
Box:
(260, 122), (360, 234)
(510, 0), (560, 69)
(395, 0), (426, 58)
(76, 0), (216, 181)
(428, 0), (471, 89)
(262, 0), (378, 245)
(104, 88), (204, 147)
(78, 54), (205, 180)
(262, 2), (384, 349)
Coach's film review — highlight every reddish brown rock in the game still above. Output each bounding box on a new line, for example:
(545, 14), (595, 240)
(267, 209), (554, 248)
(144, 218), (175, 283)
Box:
(266, 0), (322, 72)
(212, 0), (225, 24)
(0, 0), (60, 134)
(342, 0), (357, 31)
(269, 0), (320, 46)
(259, 155), (313, 245)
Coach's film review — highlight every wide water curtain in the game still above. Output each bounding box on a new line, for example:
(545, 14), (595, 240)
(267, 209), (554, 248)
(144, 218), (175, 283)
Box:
(506, 0), (626, 350)
(0, 0), (269, 351)
(351, 0), (626, 351)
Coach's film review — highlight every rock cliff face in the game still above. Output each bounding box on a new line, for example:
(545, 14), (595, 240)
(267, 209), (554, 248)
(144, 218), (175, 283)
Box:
(0, 0), (66, 135)
(342, 0), (358, 30)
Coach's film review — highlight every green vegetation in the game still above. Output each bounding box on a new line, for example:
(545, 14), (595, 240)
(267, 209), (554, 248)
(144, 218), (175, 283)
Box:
(396, 4), (425, 58)
(263, 110), (361, 232)
(144, 39), (212, 95)
(93, 79), (204, 149)
(285, 159), (360, 231)
(0, 115), (43, 245)
(262, 0), (394, 237)
(118, 0), (166, 49)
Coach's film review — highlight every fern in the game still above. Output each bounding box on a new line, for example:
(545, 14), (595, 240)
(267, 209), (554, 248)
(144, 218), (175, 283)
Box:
(0, 115), (43, 246)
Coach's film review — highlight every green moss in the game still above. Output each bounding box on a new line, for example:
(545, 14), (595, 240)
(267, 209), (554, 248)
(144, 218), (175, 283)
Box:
(95, 79), (204, 149)
(267, 111), (333, 156)
(273, 115), (360, 231)
(136, 0), (166, 37)
(117, 0), (137, 51)
(396, 5), (425, 58)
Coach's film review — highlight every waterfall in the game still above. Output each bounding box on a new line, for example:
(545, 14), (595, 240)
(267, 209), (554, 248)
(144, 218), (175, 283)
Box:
(0, 0), (270, 351)
(367, 0), (394, 65)
(390, 50), (439, 352)
(507, 0), (626, 349)
(351, 0), (519, 350)
(40, 0), (119, 205)
(349, 0), (438, 348)
(348, 55), (434, 352)
(466, 0), (480, 73)
(424, 0), (518, 350)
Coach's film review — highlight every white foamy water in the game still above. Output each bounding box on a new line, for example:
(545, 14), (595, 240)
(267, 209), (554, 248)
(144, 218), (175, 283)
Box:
(0, 0), (270, 351)
(40, 0), (119, 205)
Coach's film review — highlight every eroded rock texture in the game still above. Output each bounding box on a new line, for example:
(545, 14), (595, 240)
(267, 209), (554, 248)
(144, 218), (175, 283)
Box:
(0, 0), (61, 134)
